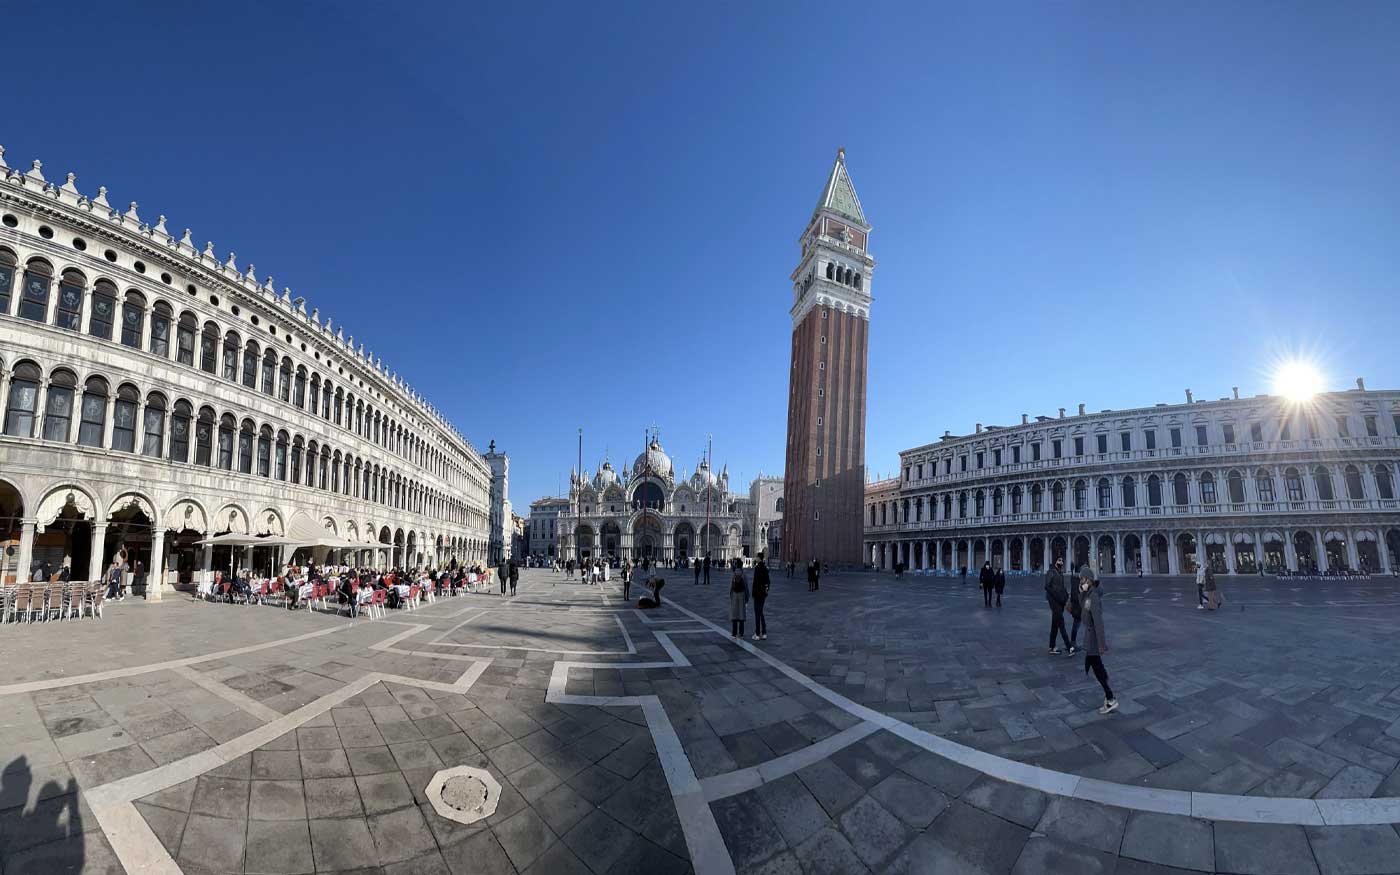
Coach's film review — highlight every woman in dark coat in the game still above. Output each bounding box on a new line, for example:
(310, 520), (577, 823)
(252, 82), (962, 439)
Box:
(1079, 567), (1117, 714)
(993, 568), (1005, 607)
(729, 566), (749, 638)
(979, 562), (994, 607)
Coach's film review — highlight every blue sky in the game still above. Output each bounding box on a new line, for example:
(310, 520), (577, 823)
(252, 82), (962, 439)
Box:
(7, 2), (1400, 507)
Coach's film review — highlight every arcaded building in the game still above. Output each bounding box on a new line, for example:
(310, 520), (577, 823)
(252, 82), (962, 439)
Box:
(0, 149), (494, 594)
(865, 386), (1400, 576)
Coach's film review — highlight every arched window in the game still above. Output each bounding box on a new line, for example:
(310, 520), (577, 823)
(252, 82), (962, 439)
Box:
(170, 400), (192, 462)
(0, 249), (15, 314)
(1031, 483), (1043, 513)
(1011, 485), (1022, 513)
(1344, 465), (1365, 500)
(854, 273), (863, 290)
(78, 377), (109, 447)
(1199, 472), (1216, 504)
(319, 447), (330, 490)
(176, 313), (197, 366)
(943, 494), (953, 517)
(309, 375), (320, 413)
(1173, 473), (1189, 505)
(1284, 467), (1304, 502)
(120, 291), (146, 349)
(1097, 478), (1112, 508)
(321, 381), (333, 419)
(260, 348), (276, 395)
(825, 262), (834, 280)
(18, 259), (52, 322)
(237, 419), (255, 474)
(1122, 476), (1136, 508)
(200, 323), (219, 373)
(90, 280), (117, 339)
(1052, 482), (1065, 511)
(55, 270), (84, 331)
(242, 341), (259, 388)
(217, 414), (236, 470)
(1376, 465), (1394, 500)
(294, 367), (307, 408)
(149, 301), (172, 357)
(195, 407), (215, 465)
(1313, 466), (1334, 501)
(1073, 479), (1088, 511)
(993, 488), (1003, 515)
(275, 431), (289, 480)
(3, 362), (41, 437)
(257, 425), (272, 477)
(291, 437), (304, 483)
(279, 358), (292, 403)
(333, 387), (343, 424)
(142, 392), (166, 457)
(1255, 469), (1275, 502)
(42, 369), (76, 441)
(222, 332), (240, 381)
(111, 384), (139, 452)
(1227, 470), (1245, 504)
(957, 492), (968, 518)
(974, 490), (985, 516)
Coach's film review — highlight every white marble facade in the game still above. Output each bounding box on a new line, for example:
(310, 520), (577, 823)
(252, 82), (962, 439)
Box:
(866, 388), (1400, 576)
(0, 148), (494, 595)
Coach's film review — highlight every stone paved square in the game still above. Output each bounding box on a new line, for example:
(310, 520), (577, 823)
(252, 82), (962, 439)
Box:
(2, 569), (1400, 873)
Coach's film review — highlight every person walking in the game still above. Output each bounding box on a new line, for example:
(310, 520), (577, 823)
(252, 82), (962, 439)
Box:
(508, 559), (519, 597)
(498, 559), (509, 596)
(1204, 563), (1220, 610)
(994, 567), (1005, 607)
(1078, 567), (1117, 713)
(703, 555), (711, 586)
(104, 557), (124, 600)
(751, 555), (770, 640)
(693, 557), (701, 585)
(1195, 562), (1207, 610)
(729, 564), (749, 639)
(960, 565), (968, 586)
(979, 562), (994, 607)
(622, 559), (633, 602)
(1045, 558), (1072, 654)
(1066, 567), (1083, 654)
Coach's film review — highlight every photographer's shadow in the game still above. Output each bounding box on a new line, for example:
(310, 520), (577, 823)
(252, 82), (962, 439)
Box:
(0, 756), (87, 874)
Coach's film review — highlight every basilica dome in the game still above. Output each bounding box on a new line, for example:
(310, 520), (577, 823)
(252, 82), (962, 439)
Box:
(593, 460), (619, 490)
(633, 439), (673, 478)
(691, 460), (718, 490)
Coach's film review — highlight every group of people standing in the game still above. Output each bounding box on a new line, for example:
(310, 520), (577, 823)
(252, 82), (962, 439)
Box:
(978, 562), (1005, 607)
(727, 555), (770, 640)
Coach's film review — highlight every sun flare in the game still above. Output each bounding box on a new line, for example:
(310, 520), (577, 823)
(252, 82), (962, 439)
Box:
(1273, 360), (1325, 403)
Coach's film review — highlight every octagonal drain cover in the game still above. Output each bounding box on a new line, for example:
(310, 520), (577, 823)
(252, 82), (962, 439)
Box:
(426, 766), (501, 824)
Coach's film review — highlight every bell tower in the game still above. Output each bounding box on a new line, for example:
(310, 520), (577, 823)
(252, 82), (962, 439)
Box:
(782, 148), (873, 566)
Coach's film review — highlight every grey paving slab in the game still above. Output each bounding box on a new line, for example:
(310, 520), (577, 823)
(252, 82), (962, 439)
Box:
(1121, 810), (1216, 872)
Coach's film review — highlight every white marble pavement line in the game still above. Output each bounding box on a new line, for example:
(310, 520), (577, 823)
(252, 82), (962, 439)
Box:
(0, 620), (352, 697)
(85, 635), (493, 874)
(699, 720), (881, 802)
(545, 631), (736, 875)
(661, 599), (1400, 826)
(171, 664), (283, 722)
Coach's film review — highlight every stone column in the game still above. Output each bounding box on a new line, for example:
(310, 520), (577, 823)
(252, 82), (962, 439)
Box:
(1113, 532), (1123, 575)
(1314, 529), (1328, 573)
(1141, 531), (1150, 574)
(1043, 537), (1052, 572)
(1377, 533), (1392, 576)
(102, 393), (116, 449)
(1167, 533), (1181, 575)
(1283, 530), (1298, 572)
(1346, 532), (1360, 572)
(80, 287), (94, 334)
(15, 521), (35, 585)
(33, 382), (48, 439)
(921, 541), (929, 570)
(1088, 536), (1098, 576)
(242, 545), (254, 576)
(1224, 532), (1236, 574)
(202, 542), (213, 587)
(89, 523), (109, 583)
(147, 530), (165, 601)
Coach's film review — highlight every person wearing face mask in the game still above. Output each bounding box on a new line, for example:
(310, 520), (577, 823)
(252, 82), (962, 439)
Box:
(1078, 566), (1118, 714)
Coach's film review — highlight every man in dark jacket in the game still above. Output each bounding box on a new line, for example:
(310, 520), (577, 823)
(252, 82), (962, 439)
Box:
(508, 559), (519, 596)
(751, 556), (771, 640)
(1045, 558), (1072, 654)
(703, 555), (711, 585)
(994, 568), (1005, 607)
(979, 562), (994, 607)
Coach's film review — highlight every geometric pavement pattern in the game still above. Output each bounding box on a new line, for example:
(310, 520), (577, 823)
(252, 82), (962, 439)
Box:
(1, 569), (1399, 874)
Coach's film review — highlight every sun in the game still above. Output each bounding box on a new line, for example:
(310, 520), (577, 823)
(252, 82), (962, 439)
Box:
(1273, 360), (1325, 403)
